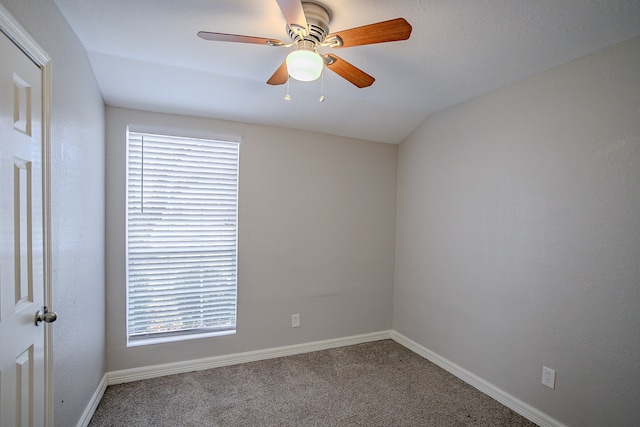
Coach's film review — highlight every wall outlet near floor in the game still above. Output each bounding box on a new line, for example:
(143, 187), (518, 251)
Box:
(542, 366), (556, 389)
(291, 313), (300, 328)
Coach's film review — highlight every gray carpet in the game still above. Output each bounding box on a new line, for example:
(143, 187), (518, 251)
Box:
(89, 340), (537, 426)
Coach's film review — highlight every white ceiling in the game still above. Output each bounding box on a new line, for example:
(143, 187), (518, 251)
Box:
(53, 0), (640, 144)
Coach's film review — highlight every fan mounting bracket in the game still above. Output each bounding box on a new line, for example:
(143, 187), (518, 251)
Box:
(287, 2), (331, 44)
(321, 35), (343, 48)
(322, 54), (336, 65)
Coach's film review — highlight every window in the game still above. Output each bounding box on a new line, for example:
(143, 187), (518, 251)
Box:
(126, 130), (239, 346)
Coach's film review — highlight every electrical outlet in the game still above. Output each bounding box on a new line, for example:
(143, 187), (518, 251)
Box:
(291, 314), (300, 328)
(542, 366), (556, 389)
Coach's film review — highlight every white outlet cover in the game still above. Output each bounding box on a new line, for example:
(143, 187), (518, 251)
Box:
(542, 366), (556, 389)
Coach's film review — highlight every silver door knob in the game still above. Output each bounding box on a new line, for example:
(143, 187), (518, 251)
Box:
(35, 306), (58, 325)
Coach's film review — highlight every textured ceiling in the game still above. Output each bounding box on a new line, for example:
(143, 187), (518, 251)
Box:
(53, 0), (640, 144)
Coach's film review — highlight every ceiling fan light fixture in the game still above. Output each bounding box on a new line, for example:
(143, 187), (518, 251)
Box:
(286, 41), (323, 82)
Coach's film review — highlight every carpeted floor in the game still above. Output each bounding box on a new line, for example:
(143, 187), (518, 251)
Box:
(89, 340), (537, 426)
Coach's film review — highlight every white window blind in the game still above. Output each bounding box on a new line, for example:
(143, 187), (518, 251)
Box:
(126, 131), (239, 345)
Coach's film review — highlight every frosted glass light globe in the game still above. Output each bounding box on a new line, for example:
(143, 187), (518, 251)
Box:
(286, 49), (323, 82)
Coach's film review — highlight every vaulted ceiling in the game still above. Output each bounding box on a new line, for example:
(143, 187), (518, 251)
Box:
(53, 0), (640, 143)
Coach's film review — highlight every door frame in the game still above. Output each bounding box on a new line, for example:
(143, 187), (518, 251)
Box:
(0, 5), (53, 426)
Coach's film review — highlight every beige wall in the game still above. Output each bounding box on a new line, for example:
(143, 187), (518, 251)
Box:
(0, 0), (106, 426)
(105, 107), (398, 370)
(394, 35), (640, 426)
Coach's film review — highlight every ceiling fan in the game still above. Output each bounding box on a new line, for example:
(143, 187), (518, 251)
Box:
(197, 0), (412, 88)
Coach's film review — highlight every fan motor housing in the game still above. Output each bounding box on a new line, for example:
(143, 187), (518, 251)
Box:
(288, 2), (331, 44)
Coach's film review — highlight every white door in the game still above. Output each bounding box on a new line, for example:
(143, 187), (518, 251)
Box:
(0, 28), (51, 427)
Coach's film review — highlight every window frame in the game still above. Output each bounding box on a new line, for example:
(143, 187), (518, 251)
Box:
(124, 127), (240, 347)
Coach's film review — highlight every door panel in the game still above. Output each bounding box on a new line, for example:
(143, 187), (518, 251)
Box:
(0, 28), (46, 427)
(15, 346), (34, 426)
(14, 158), (33, 309)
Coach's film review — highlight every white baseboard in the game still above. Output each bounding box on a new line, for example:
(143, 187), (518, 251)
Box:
(391, 331), (566, 427)
(107, 330), (392, 385)
(76, 373), (107, 427)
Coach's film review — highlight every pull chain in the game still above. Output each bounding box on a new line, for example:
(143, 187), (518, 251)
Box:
(285, 76), (291, 101)
(319, 69), (325, 102)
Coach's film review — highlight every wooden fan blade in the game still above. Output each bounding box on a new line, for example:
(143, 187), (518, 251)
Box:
(327, 18), (412, 48)
(267, 61), (289, 85)
(275, 0), (308, 32)
(197, 31), (283, 45)
(324, 54), (374, 88)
